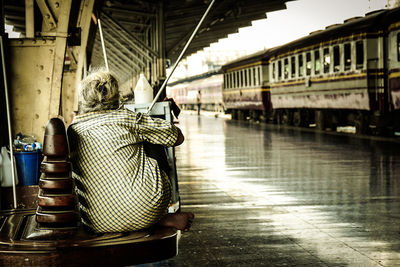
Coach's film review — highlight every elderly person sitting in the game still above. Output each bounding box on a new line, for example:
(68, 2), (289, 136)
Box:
(67, 70), (194, 233)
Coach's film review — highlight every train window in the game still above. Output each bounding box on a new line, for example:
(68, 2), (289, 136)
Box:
(234, 72), (237, 88)
(306, 52), (311, 76)
(235, 72), (238, 88)
(252, 67), (256, 85)
(356, 41), (364, 69)
(249, 68), (252, 86)
(251, 69), (254, 86)
(248, 69), (251, 86)
(314, 50), (321, 75)
(333, 45), (340, 72)
(278, 60), (282, 80)
(344, 43), (351, 71)
(257, 67), (261, 85)
(245, 70), (248, 86)
(272, 63), (276, 80)
(246, 69), (248, 86)
(397, 33), (400, 61)
(255, 68), (258, 85)
(240, 71), (244, 87)
(299, 54), (304, 77)
(253, 68), (257, 85)
(244, 69), (248, 87)
(291, 56), (296, 78)
(323, 48), (330, 73)
(284, 58), (289, 79)
(224, 74), (226, 89)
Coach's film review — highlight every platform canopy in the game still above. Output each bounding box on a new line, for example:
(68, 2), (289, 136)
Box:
(90, 0), (292, 78)
(3, 0), (292, 82)
(96, 0), (291, 61)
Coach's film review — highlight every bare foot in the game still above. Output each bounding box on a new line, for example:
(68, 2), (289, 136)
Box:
(158, 212), (194, 231)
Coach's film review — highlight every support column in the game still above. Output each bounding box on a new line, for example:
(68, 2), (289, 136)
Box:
(9, 0), (72, 142)
(157, 1), (166, 81)
(25, 0), (34, 38)
(0, 0), (8, 148)
(154, 1), (166, 99)
(48, 0), (72, 118)
(71, 0), (95, 114)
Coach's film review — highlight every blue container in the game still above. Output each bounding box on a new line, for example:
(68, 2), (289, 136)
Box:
(14, 151), (43, 186)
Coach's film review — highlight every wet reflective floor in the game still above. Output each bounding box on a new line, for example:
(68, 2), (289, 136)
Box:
(167, 113), (400, 267)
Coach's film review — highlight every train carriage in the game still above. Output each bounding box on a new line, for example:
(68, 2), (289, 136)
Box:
(221, 50), (271, 120)
(169, 7), (400, 136)
(168, 71), (224, 112)
(268, 7), (400, 134)
(197, 74), (224, 112)
(167, 82), (189, 108)
(387, 11), (400, 115)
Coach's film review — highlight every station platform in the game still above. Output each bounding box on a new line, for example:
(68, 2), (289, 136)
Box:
(167, 113), (400, 266)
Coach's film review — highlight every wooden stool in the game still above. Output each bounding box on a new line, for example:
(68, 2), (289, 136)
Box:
(36, 118), (79, 228)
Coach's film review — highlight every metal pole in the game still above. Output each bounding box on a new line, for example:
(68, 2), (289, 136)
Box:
(0, 35), (17, 209)
(147, 0), (216, 114)
(98, 18), (109, 71)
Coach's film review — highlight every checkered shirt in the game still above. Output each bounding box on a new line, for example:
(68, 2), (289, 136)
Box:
(67, 108), (178, 233)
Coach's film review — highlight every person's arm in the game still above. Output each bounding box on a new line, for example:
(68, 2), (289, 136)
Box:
(133, 112), (182, 147)
(173, 127), (184, 146)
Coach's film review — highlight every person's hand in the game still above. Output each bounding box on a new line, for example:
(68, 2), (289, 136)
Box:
(163, 97), (181, 118)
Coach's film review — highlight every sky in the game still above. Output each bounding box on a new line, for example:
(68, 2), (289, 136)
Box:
(173, 0), (390, 78)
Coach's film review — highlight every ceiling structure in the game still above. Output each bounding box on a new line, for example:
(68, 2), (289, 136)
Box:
(102, 0), (291, 61)
(4, 0), (293, 83)
(164, 0), (291, 63)
(91, 0), (293, 82)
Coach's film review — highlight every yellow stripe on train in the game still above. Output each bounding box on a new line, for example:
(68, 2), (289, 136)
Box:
(389, 71), (400, 79)
(271, 72), (369, 87)
(222, 88), (270, 95)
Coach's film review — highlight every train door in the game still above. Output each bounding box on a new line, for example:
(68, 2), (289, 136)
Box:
(261, 63), (272, 113)
(366, 36), (386, 132)
(387, 26), (400, 132)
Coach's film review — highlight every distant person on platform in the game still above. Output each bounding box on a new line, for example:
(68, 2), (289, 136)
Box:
(67, 70), (194, 233)
(196, 90), (202, 115)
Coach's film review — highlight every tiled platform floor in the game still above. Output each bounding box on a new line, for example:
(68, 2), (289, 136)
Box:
(167, 113), (400, 267)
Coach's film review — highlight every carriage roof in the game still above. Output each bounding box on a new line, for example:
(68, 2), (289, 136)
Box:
(221, 49), (272, 71)
(221, 7), (400, 66)
(268, 7), (400, 58)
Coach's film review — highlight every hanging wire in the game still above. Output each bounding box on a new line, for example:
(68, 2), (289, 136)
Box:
(0, 36), (18, 209)
(147, 0), (216, 114)
(97, 15), (109, 71)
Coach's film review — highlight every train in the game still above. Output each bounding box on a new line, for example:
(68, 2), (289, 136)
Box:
(168, 70), (224, 112)
(168, 7), (400, 135)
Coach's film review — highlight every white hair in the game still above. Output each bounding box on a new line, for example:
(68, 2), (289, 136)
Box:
(78, 70), (120, 114)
